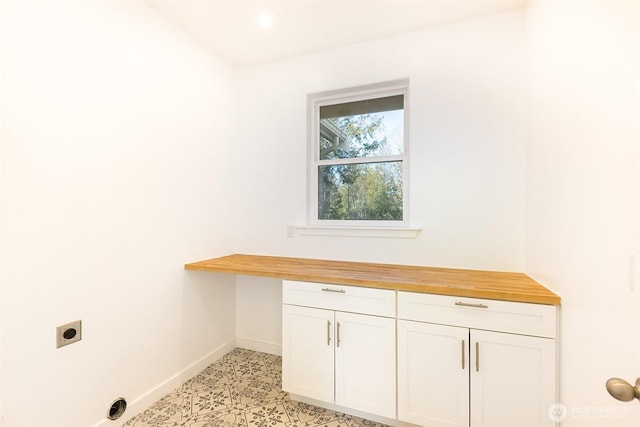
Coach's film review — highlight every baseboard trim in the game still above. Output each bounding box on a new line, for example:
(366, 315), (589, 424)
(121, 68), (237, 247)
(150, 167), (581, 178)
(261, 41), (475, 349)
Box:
(235, 337), (282, 356)
(93, 338), (236, 427)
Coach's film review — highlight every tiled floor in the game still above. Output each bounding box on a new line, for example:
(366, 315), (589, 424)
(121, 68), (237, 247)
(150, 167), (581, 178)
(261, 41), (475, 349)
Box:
(123, 347), (389, 427)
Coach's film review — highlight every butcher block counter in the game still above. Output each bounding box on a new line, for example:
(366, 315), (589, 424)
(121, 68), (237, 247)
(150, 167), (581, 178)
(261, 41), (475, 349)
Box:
(184, 254), (560, 305)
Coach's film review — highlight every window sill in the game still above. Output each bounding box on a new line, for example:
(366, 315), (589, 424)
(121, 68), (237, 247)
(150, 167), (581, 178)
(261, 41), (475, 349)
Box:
(294, 225), (421, 239)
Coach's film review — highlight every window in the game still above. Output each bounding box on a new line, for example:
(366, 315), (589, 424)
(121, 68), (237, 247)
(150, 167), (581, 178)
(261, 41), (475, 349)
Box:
(308, 80), (409, 228)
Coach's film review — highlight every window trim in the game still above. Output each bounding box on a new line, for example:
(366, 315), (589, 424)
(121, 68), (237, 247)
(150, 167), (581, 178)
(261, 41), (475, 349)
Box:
(307, 79), (412, 229)
(293, 224), (421, 239)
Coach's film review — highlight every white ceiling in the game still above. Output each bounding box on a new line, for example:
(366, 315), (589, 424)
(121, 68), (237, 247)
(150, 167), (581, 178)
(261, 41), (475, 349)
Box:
(146, 0), (528, 67)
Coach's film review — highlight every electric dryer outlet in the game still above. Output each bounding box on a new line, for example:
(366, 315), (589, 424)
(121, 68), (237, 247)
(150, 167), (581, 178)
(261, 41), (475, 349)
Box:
(56, 320), (82, 348)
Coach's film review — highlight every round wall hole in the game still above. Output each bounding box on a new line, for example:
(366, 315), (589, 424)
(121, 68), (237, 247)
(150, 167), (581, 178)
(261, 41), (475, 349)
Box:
(63, 328), (77, 340)
(107, 397), (127, 421)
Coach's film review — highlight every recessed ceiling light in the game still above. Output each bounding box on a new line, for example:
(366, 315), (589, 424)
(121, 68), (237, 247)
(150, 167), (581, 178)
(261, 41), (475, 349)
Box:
(258, 13), (273, 29)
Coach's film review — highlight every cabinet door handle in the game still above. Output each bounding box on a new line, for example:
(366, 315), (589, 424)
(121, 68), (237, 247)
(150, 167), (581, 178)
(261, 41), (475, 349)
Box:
(475, 342), (480, 372)
(455, 301), (488, 309)
(336, 322), (341, 347)
(322, 287), (346, 293)
(327, 320), (331, 346)
(461, 339), (466, 370)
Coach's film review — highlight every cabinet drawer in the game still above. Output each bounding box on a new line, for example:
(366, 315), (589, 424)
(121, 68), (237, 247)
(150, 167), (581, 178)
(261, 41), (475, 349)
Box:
(283, 280), (395, 318)
(398, 292), (556, 338)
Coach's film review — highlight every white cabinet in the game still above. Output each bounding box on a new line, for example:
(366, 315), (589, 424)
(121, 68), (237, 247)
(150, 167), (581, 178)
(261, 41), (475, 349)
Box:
(470, 330), (556, 427)
(282, 282), (558, 427)
(397, 320), (470, 427)
(334, 311), (396, 417)
(282, 304), (334, 403)
(398, 292), (557, 427)
(282, 280), (396, 419)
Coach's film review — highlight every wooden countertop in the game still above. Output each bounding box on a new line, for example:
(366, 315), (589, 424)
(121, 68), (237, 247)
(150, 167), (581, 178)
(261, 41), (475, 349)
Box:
(185, 254), (560, 305)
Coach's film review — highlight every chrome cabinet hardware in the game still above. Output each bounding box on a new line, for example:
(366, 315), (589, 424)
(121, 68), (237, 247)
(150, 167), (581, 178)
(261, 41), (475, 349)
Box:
(461, 340), (465, 370)
(336, 322), (341, 347)
(606, 377), (640, 402)
(322, 287), (346, 293)
(327, 320), (331, 346)
(475, 342), (480, 372)
(455, 301), (489, 309)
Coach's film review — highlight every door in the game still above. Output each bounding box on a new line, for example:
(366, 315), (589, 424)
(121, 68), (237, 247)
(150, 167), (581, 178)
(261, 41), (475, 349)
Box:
(470, 330), (556, 427)
(334, 311), (396, 419)
(282, 304), (334, 402)
(397, 320), (470, 427)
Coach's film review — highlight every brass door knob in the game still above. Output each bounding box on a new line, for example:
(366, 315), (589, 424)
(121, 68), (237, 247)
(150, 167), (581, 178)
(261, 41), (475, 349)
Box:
(606, 377), (640, 402)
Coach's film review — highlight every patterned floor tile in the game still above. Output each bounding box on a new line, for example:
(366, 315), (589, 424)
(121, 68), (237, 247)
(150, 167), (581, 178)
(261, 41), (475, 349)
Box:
(244, 402), (290, 427)
(190, 388), (233, 415)
(122, 348), (388, 427)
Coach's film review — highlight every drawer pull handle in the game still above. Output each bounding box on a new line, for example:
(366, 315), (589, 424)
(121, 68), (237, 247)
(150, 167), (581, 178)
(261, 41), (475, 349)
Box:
(461, 339), (466, 370)
(476, 342), (480, 372)
(336, 322), (341, 347)
(327, 320), (331, 346)
(455, 301), (488, 309)
(322, 287), (346, 294)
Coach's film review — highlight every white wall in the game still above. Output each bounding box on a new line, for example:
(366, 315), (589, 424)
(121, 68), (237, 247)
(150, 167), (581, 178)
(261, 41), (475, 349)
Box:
(235, 276), (282, 355)
(233, 10), (529, 355)
(526, 0), (640, 425)
(233, 9), (528, 270)
(0, 1), (237, 426)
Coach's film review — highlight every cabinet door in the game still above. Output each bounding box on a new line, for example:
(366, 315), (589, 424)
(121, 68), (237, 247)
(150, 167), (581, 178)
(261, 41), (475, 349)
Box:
(470, 330), (556, 427)
(335, 311), (396, 419)
(282, 304), (334, 403)
(397, 320), (470, 427)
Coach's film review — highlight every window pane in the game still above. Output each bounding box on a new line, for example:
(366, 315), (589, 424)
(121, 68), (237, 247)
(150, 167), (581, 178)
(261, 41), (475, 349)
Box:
(318, 161), (403, 221)
(320, 95), (403, 119)
(319, 96), (404, 161)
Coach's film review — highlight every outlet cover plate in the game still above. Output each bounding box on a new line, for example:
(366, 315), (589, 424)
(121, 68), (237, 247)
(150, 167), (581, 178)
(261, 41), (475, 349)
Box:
(56, 320), (82, 348)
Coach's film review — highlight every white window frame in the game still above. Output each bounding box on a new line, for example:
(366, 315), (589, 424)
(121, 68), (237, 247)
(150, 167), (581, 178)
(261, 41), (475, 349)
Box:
(305, 79), (418, 237)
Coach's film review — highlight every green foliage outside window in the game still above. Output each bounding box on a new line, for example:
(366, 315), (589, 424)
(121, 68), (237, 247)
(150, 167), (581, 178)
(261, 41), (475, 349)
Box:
(318, 113), (403, 221)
